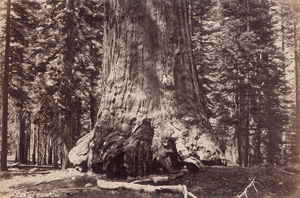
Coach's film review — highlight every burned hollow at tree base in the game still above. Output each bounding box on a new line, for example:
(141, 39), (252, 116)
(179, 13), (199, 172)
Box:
(69, 0), (226, 178)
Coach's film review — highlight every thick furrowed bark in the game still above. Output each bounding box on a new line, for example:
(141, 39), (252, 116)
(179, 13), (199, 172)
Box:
(69, 0), (225, 177)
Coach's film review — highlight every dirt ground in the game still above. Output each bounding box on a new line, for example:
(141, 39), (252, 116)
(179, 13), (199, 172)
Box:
(1, 165), (300, 198)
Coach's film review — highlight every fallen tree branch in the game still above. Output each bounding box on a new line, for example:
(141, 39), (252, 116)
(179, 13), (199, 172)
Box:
(236, 178), (258, 198)
(8, 163), (55, 169)
(97, 179), (197, 198)
(279, 169), (300, 178)
(131, 172), (185, 184)
(59, 187), (98, 191)
(131, 176), (169, 184)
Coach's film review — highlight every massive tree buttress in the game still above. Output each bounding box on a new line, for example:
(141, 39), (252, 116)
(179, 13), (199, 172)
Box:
(70, 0), (225, 177)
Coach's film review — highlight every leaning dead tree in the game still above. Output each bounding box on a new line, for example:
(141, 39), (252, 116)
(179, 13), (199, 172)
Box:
(69, 0), (225, 177)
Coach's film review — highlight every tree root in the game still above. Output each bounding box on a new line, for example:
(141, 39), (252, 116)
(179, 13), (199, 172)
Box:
(236, 178), (258, 198)
(97, 179), (197, 198)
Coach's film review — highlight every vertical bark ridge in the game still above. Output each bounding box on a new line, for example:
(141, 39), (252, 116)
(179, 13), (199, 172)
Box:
(70, 0), (225, 176)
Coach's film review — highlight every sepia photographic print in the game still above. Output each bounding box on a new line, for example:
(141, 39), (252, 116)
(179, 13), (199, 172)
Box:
(0, 0), (300, 197)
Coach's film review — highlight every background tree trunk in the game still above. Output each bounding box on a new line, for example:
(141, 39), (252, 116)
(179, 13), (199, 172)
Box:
(27, 116), (32, 164)
(43, 131), (47, 165)
(48, 137), (52, 165)
(238, 77), (249, 167)
(19, 106), (26, 164)
(70, 0), (225, 177)
(1, 0), (11, 171)
(253, 127), (261, 166)
(61, 0), (75, 170)
(292, 20), (300, 163)
(53, 139), (59, 169)
(37, 122), (40, 165)
(32, 124), (36, 164)
(26, 131), (30, 164)
(15, 150), (18, 163)
(89, 88), (96, 130)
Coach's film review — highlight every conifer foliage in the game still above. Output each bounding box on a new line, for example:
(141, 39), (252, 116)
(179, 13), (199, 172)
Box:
(1, 0), (103, 169)
(191, 0), (292, 166)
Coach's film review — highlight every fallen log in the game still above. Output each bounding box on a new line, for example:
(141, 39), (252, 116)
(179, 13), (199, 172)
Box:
(7, 163), (19, 168)
(131, 171), (185, 184)
(131, 175), (169, 184)
(97, 179), (197, 198)
(8, 163), (55, 169)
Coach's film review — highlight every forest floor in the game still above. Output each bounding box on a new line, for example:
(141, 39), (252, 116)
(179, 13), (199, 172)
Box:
(1, 163), (300, 198)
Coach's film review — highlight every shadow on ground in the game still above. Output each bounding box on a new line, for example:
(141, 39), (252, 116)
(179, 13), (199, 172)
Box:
(1, 165), (300, 198)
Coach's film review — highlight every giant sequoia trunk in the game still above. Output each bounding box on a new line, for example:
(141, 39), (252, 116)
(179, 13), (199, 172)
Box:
(70, 0), (225, 177)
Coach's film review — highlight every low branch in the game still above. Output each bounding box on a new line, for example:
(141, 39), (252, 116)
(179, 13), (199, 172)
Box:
(236, 178), (258, 198)
(97, 179), (197, 198)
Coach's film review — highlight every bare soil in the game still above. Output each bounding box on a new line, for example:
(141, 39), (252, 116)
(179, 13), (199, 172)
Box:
(1, 165), (300, 198)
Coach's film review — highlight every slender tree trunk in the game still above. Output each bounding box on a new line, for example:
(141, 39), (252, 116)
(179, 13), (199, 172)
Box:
(243, 90), (250, 167)
(267, 119), (275, 165)
(280, 4), (286, 165)
(238, 80), (249, 167)
(43, 131), (47, 165)
(15, 150), (18, 163)
(292, 20), (300, 163)
(61, 0), (75, 169)
(32, 124), (36, 164)
(26, 131), (30, 164)
(90, 92), (96, 130)
(27, 116), (31, 164)
(281, 5), (285, 53)
(1, 0), (11, 172)
(254, 65), (264, 166)
(69, 0), (225, 177)
(89, 42), (99, 130)
(235, 66), (241, 165)
(48, 137), (52, 165)
(265, 88), (276, 165)
(236, 0), (250, 167)
(60, 149), (63, 169)
(254, 126), (261, 165)
(235, 60), (249, 167)
(90, 72), (96, 130)
(19, 106), (26, 164)
(53, 139), (59, 169)
(37, 122), (40, 165)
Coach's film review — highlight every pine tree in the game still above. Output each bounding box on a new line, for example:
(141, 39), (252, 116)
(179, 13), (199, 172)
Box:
(250, 0), (290, 165)
(9, 0), (41, 164)
(214, 0), (252, 167)
(212, 0), (291, 166)
(29, 0), (103, 168)
(191, 0), (220, 119)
